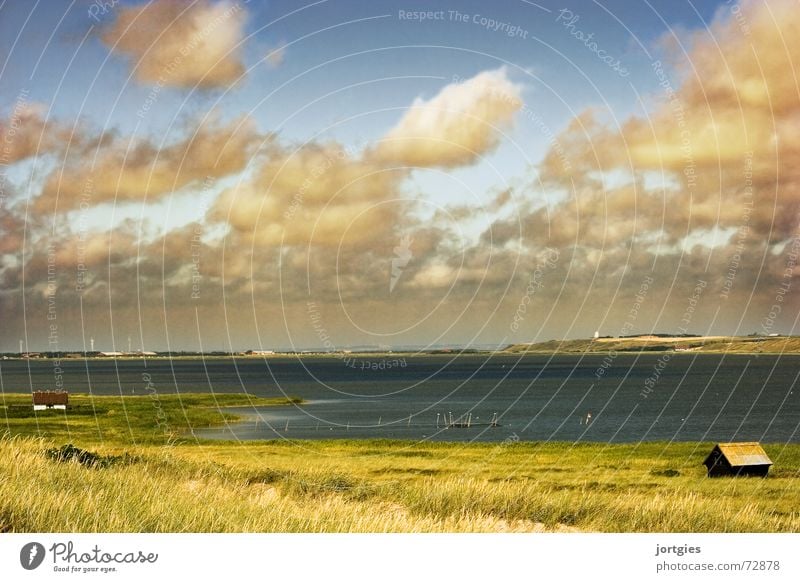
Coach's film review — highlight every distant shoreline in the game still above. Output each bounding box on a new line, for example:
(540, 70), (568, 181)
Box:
(4, 336), (800, 361)
(505, 335), (800, 355)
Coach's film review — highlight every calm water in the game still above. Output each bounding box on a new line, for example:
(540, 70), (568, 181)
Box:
(2, 354), (798, 442)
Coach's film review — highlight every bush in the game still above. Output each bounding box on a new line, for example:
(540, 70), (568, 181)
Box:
(44, 444), (141, 469)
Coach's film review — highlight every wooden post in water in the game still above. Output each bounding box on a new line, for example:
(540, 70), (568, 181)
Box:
(284, 419), (289, 431)
(408, 414), (412, 427)
(436, 413), (440, 428)
(378, 416), (382, 426)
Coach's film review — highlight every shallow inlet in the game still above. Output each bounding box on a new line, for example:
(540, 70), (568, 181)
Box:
(4, 354), (797, 443)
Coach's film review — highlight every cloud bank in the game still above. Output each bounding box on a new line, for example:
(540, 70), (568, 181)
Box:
(101, 0), (247, 89)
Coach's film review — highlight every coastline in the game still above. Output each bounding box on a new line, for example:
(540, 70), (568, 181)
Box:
(5, 334), (800, 361)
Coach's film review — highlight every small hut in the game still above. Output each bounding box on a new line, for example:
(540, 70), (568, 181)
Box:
(703, 442), (772, 477)
(32, 391), (69, 411)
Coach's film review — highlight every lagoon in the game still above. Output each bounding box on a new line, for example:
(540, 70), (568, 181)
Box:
(2, 353), (797, 443)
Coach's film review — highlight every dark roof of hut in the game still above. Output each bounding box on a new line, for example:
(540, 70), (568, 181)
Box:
(32, 391), (69, 405)
(704, 442), (772, 467)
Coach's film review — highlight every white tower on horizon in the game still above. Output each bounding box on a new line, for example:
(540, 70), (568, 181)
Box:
(90, 337), (95, 352)
(593, 330), (600, 340)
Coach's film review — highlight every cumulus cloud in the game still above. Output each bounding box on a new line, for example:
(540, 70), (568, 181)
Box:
(6, 3), (800, 350)
(264, 44), (286, 68)
(494, 0), (800, 334)
(0, 102), (66, 164)
(0, 213), (25, 255)
(34, 114), (262, 214)
(540, 0), (800, 243)
(373, 68), (522, 168)
(101, 0), (247, 89)
(211, 142), (409, 247)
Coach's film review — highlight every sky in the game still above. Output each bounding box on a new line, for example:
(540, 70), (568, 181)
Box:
(0, 0), (798, 352)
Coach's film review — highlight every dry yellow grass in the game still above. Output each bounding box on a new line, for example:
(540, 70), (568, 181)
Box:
(2, 436), (798, 533)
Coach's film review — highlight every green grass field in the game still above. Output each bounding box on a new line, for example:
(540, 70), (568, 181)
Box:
(0, 393), (301, 445)
(1, 393), (798, 533)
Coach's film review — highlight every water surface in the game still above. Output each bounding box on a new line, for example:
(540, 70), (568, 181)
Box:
(2, 354), (797, 442)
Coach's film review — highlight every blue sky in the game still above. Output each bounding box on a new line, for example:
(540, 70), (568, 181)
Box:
(1, 0), (711, 235)
(1, 0), (718, 143)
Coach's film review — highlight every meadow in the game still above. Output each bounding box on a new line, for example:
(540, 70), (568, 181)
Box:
(0, 393), (301, 445)
(1, 393), (798, 533)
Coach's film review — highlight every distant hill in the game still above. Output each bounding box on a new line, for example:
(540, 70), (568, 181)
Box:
(504, 336), (800, 354)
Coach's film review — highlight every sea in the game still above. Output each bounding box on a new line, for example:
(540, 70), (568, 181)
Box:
(1, 353), (798, 443)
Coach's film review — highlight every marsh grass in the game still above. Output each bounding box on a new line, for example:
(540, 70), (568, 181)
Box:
(1, 432), (798, 533)
(0, 393), (300, 445)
